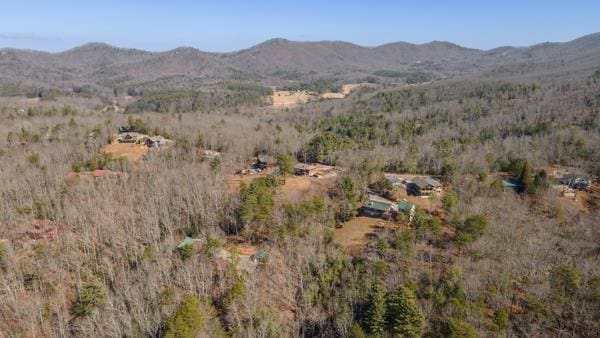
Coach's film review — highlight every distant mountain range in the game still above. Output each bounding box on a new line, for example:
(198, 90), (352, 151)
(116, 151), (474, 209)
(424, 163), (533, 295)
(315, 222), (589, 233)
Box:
(1, 33), (599, 94)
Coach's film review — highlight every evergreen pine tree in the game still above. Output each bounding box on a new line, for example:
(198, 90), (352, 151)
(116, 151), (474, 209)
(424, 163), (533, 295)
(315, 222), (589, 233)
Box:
(519, 160), (533, 193)
(387, 286), (425, 337)
(363, 282), (387, 336)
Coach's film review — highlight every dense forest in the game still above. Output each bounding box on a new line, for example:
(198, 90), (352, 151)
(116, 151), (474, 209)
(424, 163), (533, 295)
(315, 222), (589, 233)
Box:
(0, 55), (599, 337)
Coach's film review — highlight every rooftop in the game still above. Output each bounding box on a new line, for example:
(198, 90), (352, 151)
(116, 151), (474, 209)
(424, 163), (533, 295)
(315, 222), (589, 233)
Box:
(412, 176), (443, 189)
(398, 200), (415, 211)
(363, 199), (394, 212)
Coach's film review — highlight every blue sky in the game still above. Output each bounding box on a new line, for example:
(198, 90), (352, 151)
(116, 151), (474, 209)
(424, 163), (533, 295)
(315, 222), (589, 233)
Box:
(1, 0), (598, 52)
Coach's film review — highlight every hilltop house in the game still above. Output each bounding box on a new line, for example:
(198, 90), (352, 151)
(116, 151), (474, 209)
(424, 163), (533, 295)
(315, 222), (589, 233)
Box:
(409, 177), (443, 197)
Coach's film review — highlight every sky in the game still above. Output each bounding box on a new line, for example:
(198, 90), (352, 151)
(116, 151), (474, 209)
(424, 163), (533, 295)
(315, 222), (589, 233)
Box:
(0, 0), (599, 52)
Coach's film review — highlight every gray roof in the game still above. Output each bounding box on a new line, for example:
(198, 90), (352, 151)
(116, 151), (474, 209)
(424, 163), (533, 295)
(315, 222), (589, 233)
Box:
(385, 175), (401, 184)
(412, 177), (442, 189)
(257, 153), (271, 163)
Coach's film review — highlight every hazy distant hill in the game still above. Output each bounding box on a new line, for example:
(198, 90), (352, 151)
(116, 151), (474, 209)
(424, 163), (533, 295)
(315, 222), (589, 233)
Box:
(0, 33), (599, 94)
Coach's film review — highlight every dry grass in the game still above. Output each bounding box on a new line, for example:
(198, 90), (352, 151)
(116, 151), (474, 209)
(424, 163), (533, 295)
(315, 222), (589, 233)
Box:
(334, 217), (396, 255)
(280, 175), (338, 203)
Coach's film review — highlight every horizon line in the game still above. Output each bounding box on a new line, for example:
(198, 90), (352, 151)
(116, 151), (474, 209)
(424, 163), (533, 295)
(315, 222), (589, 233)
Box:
(1, 31), (599, 55)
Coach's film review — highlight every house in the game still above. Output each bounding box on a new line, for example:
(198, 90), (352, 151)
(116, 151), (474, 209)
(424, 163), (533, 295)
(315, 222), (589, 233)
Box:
(560, 175), (592, 191)
(408, 177), (443, 197)
(144, 135), (168, 148)
(116, 132), (143, 144)
(256, 153), (273, 170)
(203, 149), (221, 159)
(361, 197), (397, 219)
(385, 174), (404, 188)
(294, 163), (318, 176)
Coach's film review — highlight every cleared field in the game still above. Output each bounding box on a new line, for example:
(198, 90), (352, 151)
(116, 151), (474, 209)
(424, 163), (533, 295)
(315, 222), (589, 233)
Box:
(334, 217), (395, 255)
(280, 175), (338, 203)
(225, 167), (276, 194)
(272, 90), (314, 106)
(271, 83), (372, 106)
(101, 143), (148, 162)
(320, 92), (345, 99)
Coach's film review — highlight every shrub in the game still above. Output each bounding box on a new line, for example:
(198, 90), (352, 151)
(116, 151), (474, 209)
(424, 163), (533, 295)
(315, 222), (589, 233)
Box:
(160, 286), (176, 306)
(550, 264), (581, 300)
(370, 173), (393, 198)
(442, 189), (458, 211)
(454, 215), (489, 247)
(0, 243), (7, 270)
(276, 153), (295, 177)
(72, 279), (106, 317)
(491, 308), (509, 331)
(164, 295), (204, 338)
(126, 115), (149, 134)
(71, 152), (128, 172)
(350, 323), (367, 338)
(178, 244), (194, 260)
(440, 318), (478, 338)
(210, 156), (221, 171)
(225, 277), (246, 306)
(203, 237), (221, 257)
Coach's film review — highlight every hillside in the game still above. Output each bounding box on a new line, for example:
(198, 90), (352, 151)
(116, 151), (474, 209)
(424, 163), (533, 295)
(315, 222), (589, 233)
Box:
(1, 33), (599, 94)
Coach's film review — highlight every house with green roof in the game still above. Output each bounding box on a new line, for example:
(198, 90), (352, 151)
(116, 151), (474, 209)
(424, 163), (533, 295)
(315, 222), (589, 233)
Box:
(361, 197), (396, 218)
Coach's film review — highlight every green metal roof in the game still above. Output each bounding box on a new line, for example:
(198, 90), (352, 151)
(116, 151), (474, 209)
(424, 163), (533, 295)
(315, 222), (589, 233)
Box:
(363, 199), (394, 212)
(398, 200), (415, 211)
(254, 251), (269, 261)
(177, 236), (194, 249)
